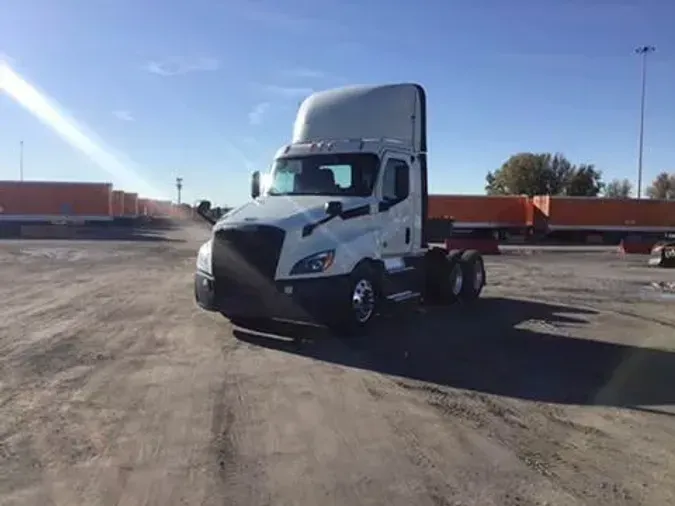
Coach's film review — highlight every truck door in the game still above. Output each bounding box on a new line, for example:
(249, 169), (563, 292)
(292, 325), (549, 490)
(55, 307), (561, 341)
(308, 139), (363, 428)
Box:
(378, 153), (414, 263)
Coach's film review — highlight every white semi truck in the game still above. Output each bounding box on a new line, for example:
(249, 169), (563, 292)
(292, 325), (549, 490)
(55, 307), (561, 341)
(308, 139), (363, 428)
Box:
(194, 83), (486, 334)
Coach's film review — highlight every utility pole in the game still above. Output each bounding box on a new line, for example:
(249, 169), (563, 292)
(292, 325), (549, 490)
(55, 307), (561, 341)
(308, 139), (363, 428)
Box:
(635, 45), (655, 199)
(19, 140), (24, 181)
(176, 177), (183, 205)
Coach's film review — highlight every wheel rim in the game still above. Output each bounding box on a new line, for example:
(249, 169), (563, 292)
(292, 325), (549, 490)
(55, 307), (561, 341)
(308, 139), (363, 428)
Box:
(451, 264), (463, 296)
(474, 260), (484, 291)
(352, 278), (375, 323)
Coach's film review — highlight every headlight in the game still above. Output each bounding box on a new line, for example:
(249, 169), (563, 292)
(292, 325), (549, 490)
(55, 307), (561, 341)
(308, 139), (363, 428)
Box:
(196, 239), (213, 275)
(290, 249), (335, 275)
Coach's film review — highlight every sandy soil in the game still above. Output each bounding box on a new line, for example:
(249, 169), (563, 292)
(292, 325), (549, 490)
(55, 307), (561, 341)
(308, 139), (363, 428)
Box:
(1, 226), (674, 506)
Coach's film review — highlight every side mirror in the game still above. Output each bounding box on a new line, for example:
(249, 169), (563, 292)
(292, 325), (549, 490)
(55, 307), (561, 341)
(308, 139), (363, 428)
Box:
(325, 201), (343, 217)
(251, 171), (261, 199)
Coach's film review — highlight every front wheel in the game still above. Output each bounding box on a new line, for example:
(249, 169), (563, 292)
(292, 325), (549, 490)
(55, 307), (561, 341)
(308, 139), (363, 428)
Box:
(326, 264), (380, 337)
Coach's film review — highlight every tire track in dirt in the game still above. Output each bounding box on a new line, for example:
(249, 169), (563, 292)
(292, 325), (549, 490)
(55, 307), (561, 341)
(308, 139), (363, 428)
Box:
(2, 233), (675, 505)
(0, 228), (233, 506)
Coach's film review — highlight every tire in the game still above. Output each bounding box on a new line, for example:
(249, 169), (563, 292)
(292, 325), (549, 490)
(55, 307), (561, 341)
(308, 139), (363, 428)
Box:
(447, 249), (462, 261)
(424, 248), (463, 305)
(458, 249), (486, 302)
(439, 253), (464, 304)
(327, 263), (380, 337)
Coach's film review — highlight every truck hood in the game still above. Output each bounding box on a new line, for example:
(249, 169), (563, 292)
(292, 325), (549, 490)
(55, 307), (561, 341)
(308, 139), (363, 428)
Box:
(214, 195), (372, 231)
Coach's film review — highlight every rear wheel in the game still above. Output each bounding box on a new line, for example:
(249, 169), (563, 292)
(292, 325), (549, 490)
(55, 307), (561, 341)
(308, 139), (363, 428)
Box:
(440, 254), (464, 304)
(424, 248), (464, 305)
(458, 249), (485, 302)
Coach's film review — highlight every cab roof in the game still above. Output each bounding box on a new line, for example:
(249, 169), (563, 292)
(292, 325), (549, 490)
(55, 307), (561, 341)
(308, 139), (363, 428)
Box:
(291, 83), (427, 153)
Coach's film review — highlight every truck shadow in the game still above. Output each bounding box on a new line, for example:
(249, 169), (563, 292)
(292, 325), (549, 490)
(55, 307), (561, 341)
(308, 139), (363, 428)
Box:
(232, 297), (675, 410)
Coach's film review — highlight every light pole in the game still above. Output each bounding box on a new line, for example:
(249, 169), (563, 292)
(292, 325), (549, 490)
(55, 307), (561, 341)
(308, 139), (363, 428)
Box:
(635, 45), (655, 199)
(176, 177), (183, 204)
(19, 140), (24, 181)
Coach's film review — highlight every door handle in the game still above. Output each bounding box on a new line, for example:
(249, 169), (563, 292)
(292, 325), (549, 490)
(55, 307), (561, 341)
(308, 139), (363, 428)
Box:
(405, 227), (411, 244)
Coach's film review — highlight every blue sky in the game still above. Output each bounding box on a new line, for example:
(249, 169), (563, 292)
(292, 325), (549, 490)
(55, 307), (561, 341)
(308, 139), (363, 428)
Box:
(1, 0), (675, 206)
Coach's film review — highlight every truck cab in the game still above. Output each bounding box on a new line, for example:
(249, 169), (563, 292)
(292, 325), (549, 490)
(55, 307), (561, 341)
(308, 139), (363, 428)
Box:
(194, 83), (486, 334)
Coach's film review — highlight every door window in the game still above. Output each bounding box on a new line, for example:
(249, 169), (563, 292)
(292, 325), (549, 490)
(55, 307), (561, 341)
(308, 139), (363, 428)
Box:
(381, 158), (410, 202)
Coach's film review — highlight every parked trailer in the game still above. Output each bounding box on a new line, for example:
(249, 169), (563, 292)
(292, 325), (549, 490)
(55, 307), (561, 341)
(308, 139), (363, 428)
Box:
(137, 198), (150, 217)
(123, 192), (139, 217)
(112, 190), (125, 217)
(153, 200), (173, 217)
(0, 181), (113, 222)
(171, 203), (193, 220)
(531, 195), (675, 244)
(193, 83), (486, 336)
(428, 194), (530, 240)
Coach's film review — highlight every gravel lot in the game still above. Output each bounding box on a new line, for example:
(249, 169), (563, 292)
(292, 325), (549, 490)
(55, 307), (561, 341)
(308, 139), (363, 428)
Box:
(1, 225), (674, 506)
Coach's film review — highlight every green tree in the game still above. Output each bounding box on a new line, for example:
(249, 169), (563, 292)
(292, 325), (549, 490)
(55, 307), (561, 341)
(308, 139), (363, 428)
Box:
(486, 152), (603, 197)
(565, 164), (604, 196)
(604, 178), (633, 198)
(645, 172), (675, 200)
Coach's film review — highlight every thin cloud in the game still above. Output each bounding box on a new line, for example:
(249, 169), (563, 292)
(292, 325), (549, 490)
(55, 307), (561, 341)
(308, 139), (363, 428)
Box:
(112, 109), (134, 122)
(282, 68), (325, 79)
(143, 57), (220, 77)
(225, 1), (347, 34)
(231, 2), (313, 31)
(248, 102), (269, 126)
(263, 84), (314, 98)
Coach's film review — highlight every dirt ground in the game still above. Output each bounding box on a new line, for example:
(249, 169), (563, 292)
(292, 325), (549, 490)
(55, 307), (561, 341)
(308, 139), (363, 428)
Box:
(1, 224), (674, 506)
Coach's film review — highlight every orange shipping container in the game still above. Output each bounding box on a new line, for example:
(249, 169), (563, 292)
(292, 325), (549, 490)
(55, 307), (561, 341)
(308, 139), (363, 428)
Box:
(170, 204), (184, 219)
(111, 190), (125, 217)
(0, 181), (112, 218)
(123, 192), (138, 216)
(137, 198), (149, 216)
(145, 199), (159, 217)
(428, 195), (530, 228)
(148, 199), (172, 217)
(171, 203), (192, 220)
(532, 196), (675, 231)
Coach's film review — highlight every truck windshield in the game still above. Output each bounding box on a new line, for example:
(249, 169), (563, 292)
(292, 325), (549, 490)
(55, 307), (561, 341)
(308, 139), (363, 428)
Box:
(265, 153), (380, 197)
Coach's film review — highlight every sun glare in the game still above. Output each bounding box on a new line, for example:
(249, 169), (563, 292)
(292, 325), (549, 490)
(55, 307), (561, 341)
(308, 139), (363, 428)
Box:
(0, 60), (164, 199)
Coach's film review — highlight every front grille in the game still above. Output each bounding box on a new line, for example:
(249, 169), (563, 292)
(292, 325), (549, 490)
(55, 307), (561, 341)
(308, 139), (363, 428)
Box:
(212, 225), (285, 293)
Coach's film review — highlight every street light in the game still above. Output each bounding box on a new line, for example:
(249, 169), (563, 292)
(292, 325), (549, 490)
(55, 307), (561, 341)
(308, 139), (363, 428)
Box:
(635, 45), (655, 199)
(19, 140), (24, 181)
(176, 177), (183, 205)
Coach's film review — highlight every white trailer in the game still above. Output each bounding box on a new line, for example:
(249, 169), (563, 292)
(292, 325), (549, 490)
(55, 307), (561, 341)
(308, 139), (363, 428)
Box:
(194, 83), (486, 335)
